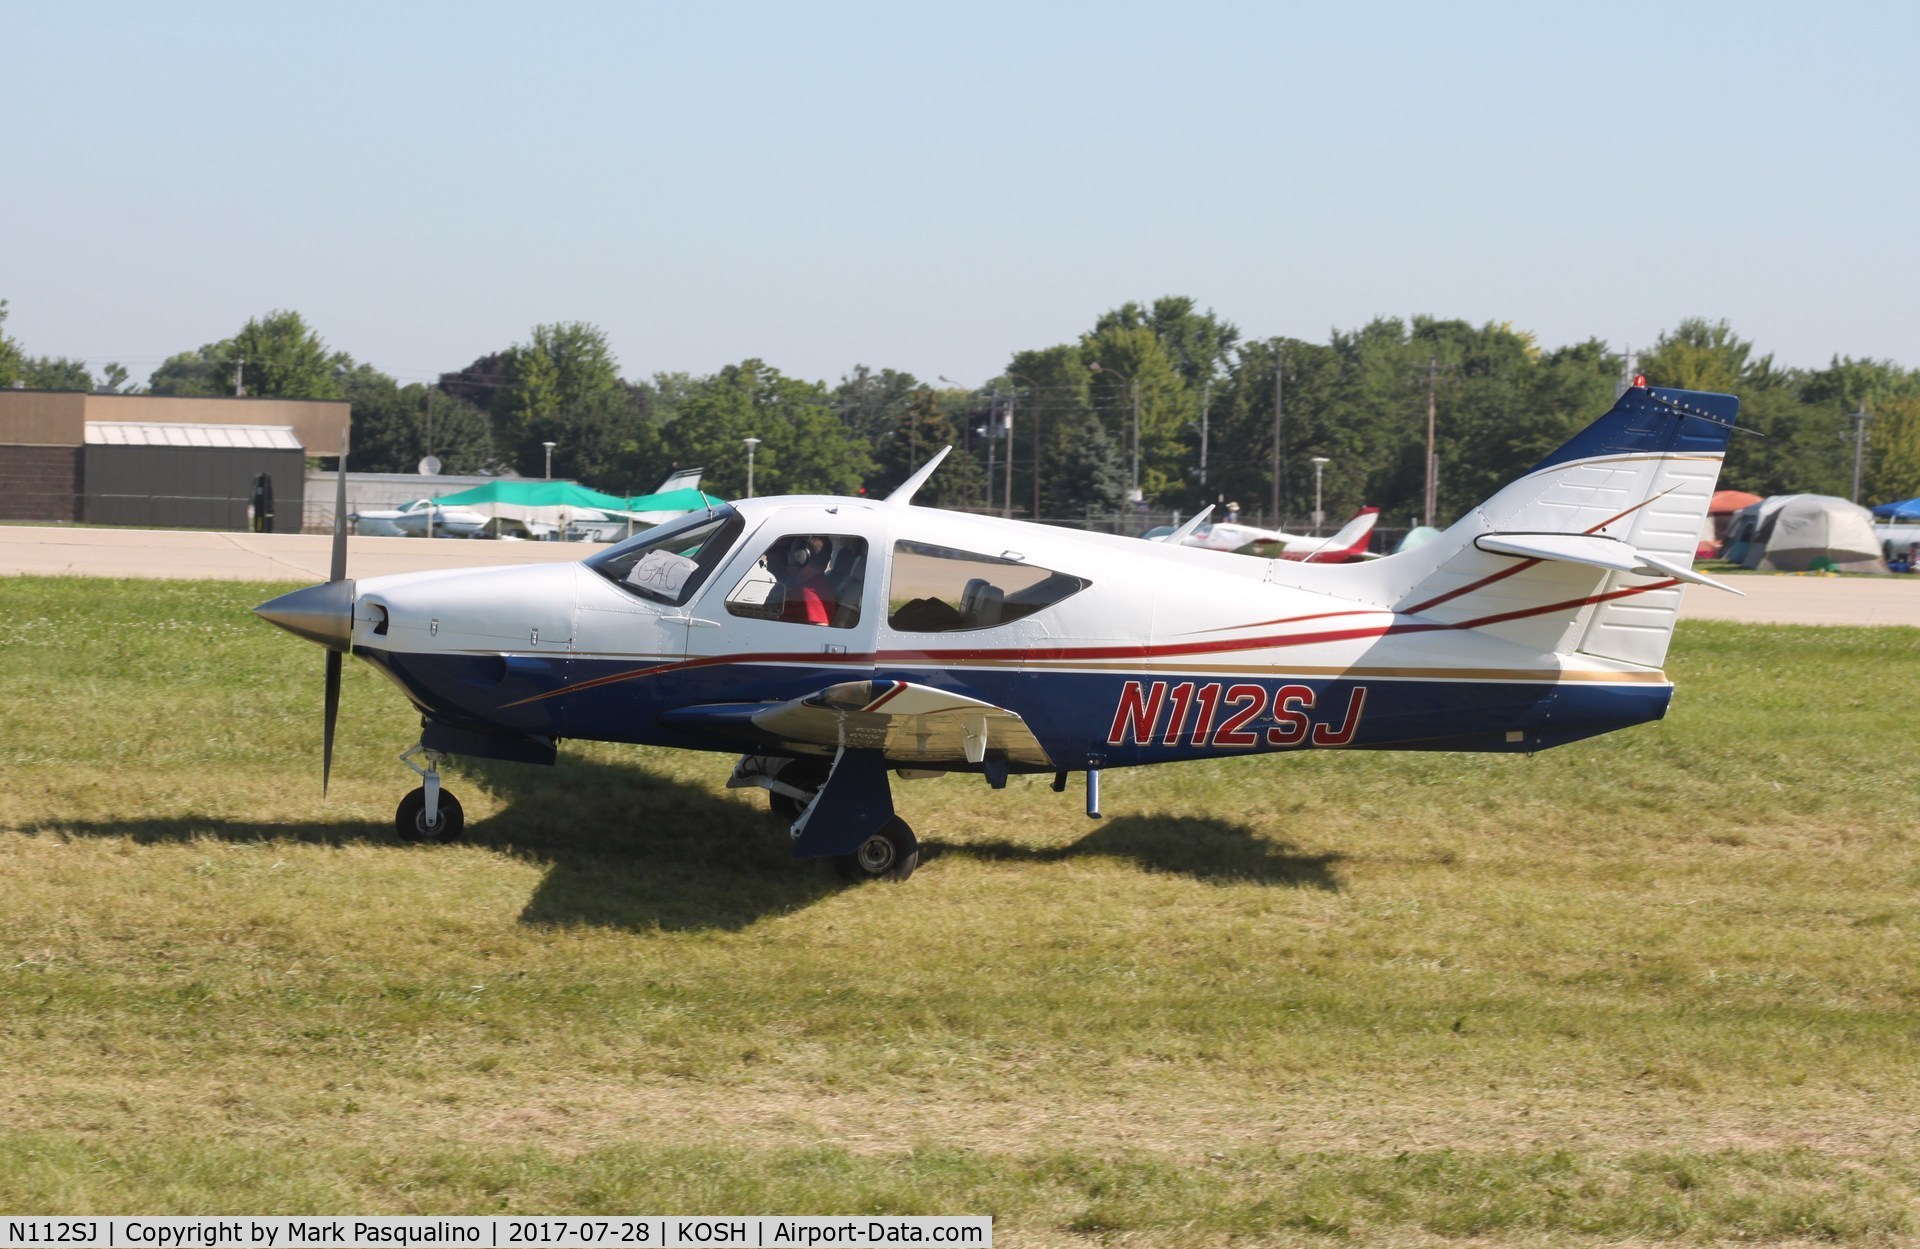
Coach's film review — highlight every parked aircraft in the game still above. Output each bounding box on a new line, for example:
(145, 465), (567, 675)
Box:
(350, 498), (490, 538)
(1180, 507), (1381, 562)
(259, 385), (1741, 883)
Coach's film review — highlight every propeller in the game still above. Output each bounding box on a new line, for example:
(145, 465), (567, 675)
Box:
(322, 434), (351, 794)
(254, 433), (355, 795)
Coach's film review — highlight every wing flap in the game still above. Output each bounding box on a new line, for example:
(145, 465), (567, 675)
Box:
(665, 680), (1053, 767)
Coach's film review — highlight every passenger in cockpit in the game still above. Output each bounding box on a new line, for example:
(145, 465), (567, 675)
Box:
(772, 535), (837, 625)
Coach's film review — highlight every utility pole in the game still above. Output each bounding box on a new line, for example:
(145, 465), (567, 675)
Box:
(1032, 399), (1041, 521)
(1423, 355), (1438, 527)
(1199, 379), (1210, 489)
(1850, 405), (1872, 503)
(1128, 380), (1140, 505)
(1271, 355), (1283, 524)
(233, 356), (246, 397)
(1002, 390), (1014, 519)
(984, 394), (998, 515)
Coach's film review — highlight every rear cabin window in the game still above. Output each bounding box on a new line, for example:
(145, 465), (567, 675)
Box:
(886, 541), (1089, 633)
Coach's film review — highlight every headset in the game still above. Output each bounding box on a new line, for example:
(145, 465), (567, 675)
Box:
(785, 536), (828, 569)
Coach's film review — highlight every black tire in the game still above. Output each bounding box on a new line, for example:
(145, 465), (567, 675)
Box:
(768, 757), (831, 824)
(834, 817), (919, 883)
(396, 787), (464, 843)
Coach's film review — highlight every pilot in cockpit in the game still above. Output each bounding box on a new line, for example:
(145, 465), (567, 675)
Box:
(770, 535), (837, 625)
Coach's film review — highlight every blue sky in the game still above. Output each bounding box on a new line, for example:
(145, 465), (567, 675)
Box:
(4, 0), (1915, 389)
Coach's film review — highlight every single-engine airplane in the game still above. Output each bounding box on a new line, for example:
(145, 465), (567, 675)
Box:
(258, 384), (1741, 882)
(1179, 506), (1381, 562)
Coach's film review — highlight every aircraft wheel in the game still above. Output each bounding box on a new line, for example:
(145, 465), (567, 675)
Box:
(396, 787), (464, 843)
(769, 757), (831, 824)
(835, 817), (919, 884)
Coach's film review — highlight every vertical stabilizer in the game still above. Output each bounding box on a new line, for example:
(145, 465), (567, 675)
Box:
(1370, 386), (1739, 667)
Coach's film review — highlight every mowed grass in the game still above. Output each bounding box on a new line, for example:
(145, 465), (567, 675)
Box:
(2, 575), (1918, 1244)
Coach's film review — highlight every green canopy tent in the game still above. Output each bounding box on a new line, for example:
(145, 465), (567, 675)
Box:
(430, 480), (634, 539)
(431, 479), (728, 540)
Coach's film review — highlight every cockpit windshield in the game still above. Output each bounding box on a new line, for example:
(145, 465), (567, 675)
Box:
(583, 504), (744, 605)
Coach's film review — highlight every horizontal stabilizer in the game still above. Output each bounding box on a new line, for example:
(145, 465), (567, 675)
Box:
(1474, 533), (1743, 595)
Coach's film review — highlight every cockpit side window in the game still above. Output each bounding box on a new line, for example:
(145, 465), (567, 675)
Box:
(886, 541), (1090, 633)
(722, 534), (868, 628)
(584, 507), (743, 606)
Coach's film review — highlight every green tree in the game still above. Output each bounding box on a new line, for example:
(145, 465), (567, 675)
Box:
(342, 365), (494, 476)
(231, 310), (350, 398)
(21, 356), (93, 391)
(490, 322), (635, 485)
(1639, 319), (1831, 496)
(1081, 322), (1187, 505)
(149, 342), (235, 396)
(662, 360), (874, 499)
(149, 310), (349, 398)
(1093, 296), (1240, 389)
(999, 345), (1092, 519)
(1049, 412), (1128, 520)
(0, 300), (23, 387)
(833, 365), (924, 448)
(1865, 393), (1920, 504)
(872, 386), (968, 505)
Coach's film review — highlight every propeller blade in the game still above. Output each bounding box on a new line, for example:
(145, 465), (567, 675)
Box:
(323, 649), (342, 796)
(330, 433), (349, 583)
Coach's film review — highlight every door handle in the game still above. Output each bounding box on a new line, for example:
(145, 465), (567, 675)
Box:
(661, 615), (722, 629)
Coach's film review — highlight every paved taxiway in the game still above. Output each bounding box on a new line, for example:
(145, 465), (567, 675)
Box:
(1, 525), (1915, 627)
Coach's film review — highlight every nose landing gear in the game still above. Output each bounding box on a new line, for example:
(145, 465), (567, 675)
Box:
(396, 744), (464, 842)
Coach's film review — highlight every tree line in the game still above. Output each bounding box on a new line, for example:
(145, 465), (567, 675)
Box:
(2, 296), (1915, 524)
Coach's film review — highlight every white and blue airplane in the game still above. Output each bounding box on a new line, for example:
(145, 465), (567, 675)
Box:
(258, 384), (1741, 882)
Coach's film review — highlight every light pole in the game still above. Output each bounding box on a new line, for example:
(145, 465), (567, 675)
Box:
(1310, 456), (1329, 534)
(1850, 406), (1872, 503)
(1089, 361), (1139, 504)
(542, 441), (556, 480)
(742, 437), (761, 498)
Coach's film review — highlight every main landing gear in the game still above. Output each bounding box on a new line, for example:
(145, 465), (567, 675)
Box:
(396, 744), (463, 843)
(836, 816), (919, 884)
(729, 752), (919, 883)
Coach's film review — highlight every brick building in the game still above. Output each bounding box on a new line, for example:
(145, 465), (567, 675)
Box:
(0, 389), (350, 531)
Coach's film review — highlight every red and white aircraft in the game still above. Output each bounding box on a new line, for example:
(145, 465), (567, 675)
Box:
(258, 385), (1740, 883)
(1180, 507), (1380, 562)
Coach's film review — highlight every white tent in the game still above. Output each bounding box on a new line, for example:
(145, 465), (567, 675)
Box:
(1741, 494), (1888, 574)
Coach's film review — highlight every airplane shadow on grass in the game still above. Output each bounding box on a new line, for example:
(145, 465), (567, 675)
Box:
(41, 752), (1341, 933)
(947, 817), (1345, 890)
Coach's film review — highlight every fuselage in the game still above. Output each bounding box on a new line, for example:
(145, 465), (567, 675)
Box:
(346, 497), (1670, 775)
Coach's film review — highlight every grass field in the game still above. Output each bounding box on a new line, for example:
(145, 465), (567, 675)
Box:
(2, 575), (1917, 1245)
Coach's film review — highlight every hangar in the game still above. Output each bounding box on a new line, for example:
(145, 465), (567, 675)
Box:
(0, 388), (349, 532)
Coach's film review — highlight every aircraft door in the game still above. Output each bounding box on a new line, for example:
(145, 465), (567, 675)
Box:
(684, 531), (879, 682)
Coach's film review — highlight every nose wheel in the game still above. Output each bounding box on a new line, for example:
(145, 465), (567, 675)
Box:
(396, 787), (464, 842)
(397, 744), (463, 843)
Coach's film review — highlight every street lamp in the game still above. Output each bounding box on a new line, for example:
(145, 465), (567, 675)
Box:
(542, 441), (556, 480)
(742, 437), (761, 498)
(1310, 456), (1330, 534)
(1089, 361), (1140, 504)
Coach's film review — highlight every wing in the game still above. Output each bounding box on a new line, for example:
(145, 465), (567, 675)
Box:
(660, 679), (1054, 768)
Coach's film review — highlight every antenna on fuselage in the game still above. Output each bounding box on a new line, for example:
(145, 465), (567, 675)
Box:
(1161, 505), (1214, 544)
(885, 446), (952, 507)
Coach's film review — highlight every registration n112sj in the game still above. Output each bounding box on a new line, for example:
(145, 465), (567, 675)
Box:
(258, 384), (1741, 883)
